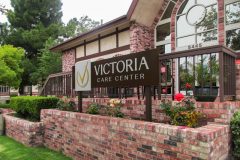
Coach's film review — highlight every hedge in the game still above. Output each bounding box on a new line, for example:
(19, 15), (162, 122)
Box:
(231, 111), (240, 158)
(10, 96), (59, 121)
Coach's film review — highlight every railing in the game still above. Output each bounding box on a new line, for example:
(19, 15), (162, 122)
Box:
(41, 45), (237, 102)
(159, 45), (237, 101)
(0, 86), (10, 96)
(40, 72), (73, 97)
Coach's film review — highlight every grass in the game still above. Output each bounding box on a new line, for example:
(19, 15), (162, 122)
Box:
(0, 136), (72, 160)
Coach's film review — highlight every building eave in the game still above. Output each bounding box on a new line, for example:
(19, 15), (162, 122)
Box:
(50, 15), (129, 52)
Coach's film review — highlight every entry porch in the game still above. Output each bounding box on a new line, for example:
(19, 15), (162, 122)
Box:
(40, 45), (237, 102)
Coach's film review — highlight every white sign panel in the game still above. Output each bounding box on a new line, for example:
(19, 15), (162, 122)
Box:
(75, 60), (91, 91)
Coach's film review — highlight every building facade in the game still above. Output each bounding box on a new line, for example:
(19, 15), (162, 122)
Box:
(43, 0), (240, 101)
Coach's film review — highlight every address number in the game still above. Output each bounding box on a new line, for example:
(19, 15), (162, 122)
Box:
(188, 43), (203, 50)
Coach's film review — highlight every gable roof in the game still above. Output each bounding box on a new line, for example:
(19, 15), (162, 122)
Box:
(51, 0), (165, 52)
(51, 15), (130, 52)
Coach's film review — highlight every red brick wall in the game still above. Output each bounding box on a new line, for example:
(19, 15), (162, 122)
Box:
(130, 22), (155, 53)
(196, 101), (240, 124)
(0, 108), (13, 114)
(81, 98), (169, 123)
(81, 98), (240, 125)
(62, 49), (75, 72)
(152, 0), (170, 28)
(4, 114), (44, 147)
(41, 109), (231, 160)
(218, 0), (225, 45)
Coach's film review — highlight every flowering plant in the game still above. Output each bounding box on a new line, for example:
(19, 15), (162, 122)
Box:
(185, 83), (192, 89)
(106, 99), (124, 118)
(87, 103), (100, 114)
(174, 93), (184, 101)
(57, 96), (75, 111)
(160, 95), (204, 127)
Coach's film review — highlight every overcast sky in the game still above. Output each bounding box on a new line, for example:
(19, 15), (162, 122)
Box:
(0, 0), (132, 24)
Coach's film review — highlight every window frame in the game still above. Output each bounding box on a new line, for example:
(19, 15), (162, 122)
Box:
(154, 0), (176, 95)
(154, 0), (176, 52)
(224, 0), (240, 52)
(175, 0), (218, 51)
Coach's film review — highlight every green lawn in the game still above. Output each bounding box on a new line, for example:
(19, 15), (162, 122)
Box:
(0, 136), (71, 160)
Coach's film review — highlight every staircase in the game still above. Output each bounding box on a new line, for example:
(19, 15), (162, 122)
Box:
(40, 72), (73, 97)
(0, 86), (10, 103)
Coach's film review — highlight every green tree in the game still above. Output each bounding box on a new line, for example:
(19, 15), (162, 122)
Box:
(5, 0), (63, 94)
(0, 45), (25, 88)
(30, 16), (100, 87)
(30, 38), (62, 86)
(0, 22), (9, 45)
(61, 16), (101, 40)
(6, 0), (63, 58)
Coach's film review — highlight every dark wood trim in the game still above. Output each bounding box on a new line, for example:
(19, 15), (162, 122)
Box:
(222, 47), (237, 57)
(84, 40), (86, 56)
(51, 15), (129, 52)
(76, 45), (130, 62)
(116, 27), (119, 48)
(235, 51), (240, 59)
(62, 27), (129, 53)
(72, 66), (75, 90)
(98, 34), (101, 53)
(74, 48), (77, 61)
(219, 51), (224, 102)
(78, 91), (83, 112)
(145, 86), (152, 122)
(127, 0), (139, 20)
(159, 45), (237, 60)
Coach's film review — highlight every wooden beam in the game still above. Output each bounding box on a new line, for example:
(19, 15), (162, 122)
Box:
(145, 86), (152, 122)
(78, 91), (83, 112)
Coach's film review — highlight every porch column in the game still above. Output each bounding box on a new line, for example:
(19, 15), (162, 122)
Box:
(219, 52), (224, 102)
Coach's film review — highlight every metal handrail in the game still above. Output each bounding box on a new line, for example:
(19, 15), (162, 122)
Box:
(40, 71), (72, 96)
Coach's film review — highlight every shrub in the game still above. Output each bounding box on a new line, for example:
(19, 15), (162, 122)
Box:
(231, 111), (240, 158)
(10, 94), (18, 98)
(10, 96), (59, 121)
(105, 99), (124, 118)
(0, 103), (10, 109)
(57, 97), (75, 111)
(160, 97), (204, 128)
(86, 103), (100, 114)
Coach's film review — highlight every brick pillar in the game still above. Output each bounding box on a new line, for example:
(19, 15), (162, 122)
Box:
(62, 49), (76, 72)
(130, 22), (154, 53)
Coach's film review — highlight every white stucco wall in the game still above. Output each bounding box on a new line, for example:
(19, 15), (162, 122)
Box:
(86, 41), (99, 56)
(76, 46), (84, 58)
(119, 30), (130, 47)
(101, 35), (116, 51)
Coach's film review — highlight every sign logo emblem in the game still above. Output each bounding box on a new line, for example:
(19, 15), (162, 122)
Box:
(76, 61), (89, 87)
(75, 60), (91, 91)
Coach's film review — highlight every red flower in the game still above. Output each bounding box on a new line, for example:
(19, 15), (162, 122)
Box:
(174, 93), (184, 101)
(185, 83), (192, 89)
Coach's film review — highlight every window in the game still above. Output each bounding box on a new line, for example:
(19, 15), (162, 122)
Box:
(155, 0), (176, 95)
(225, 0), (240, 51)
(156, 23), (171, 42)
(179, 53), (219, 95)
(176, 0), (218, 50)
(155, 0), (176, 54)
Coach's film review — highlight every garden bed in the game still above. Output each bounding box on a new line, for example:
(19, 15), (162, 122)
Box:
(41, 109), (231, 160)
(81, 98), (240, 125)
